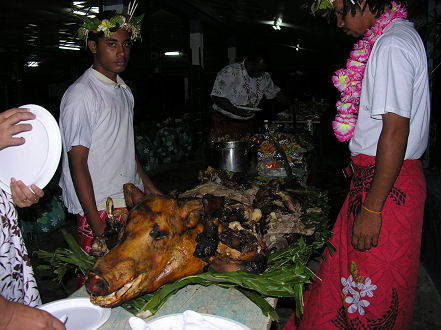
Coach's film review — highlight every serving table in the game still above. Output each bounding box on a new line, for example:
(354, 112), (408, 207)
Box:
(72, 284), (276, 329)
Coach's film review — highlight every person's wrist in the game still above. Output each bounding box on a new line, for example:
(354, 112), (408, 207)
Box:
(361, 203), (382, 214)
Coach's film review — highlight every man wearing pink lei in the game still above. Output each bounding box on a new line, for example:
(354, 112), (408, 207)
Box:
(285, 0), (430, 328)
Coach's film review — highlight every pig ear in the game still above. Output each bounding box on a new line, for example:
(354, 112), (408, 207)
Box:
(123, 183), (145, 208)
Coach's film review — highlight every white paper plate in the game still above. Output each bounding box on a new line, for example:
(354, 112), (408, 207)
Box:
(0, 104), (61, 193)
(237, 105), (262, 111)
(39, 298), (111, 330)
(142, 312), (250, 330)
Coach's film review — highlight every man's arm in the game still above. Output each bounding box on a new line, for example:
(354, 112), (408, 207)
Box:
(352, 112), (409, 251)
(136, 155), (162, 195)
(68, 145), (105, 236)
(212, 96), (253, 117)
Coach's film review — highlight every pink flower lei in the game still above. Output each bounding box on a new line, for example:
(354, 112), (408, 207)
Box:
(332, 2), (407, 142)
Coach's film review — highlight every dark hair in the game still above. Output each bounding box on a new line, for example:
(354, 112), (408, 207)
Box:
(341, 0), (408, 19)
(243, 46), (270, 65)
(87, 10), (131, 42)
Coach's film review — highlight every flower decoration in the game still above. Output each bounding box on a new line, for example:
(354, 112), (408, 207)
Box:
(331, 2), (407, 142)
(76, 1), (144, 44)
(309, 0), (356, 15)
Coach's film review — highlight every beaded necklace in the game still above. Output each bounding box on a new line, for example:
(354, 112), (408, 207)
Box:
(332, 2), (407, 142)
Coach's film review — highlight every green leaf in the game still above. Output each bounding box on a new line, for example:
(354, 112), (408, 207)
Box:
(131, 14), (144, 26)
(237, 288), (279, 321)
(351, 261), (358, 278)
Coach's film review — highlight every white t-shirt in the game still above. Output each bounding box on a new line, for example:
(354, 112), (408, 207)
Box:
(59, 67), (144, 214)
(349, 19), (430, 160)
(210, 61), (281, 120)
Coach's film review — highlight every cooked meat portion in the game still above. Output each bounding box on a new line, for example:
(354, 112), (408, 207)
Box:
(85, 170), (316, 307)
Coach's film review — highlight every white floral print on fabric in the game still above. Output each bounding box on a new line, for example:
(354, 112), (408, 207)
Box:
(341, 261), (377, 316)
(0, 189), (41, 307)
(210, 61), (281, 120)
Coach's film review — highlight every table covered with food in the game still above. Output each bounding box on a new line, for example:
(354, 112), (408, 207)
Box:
(37, 125), (332, 330)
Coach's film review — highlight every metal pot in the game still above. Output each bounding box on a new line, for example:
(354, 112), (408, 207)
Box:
(206, 141), (257, 175)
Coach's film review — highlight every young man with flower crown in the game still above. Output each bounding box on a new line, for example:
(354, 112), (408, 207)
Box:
(285, 0), (430, 328)
(59, 3), (161, 257)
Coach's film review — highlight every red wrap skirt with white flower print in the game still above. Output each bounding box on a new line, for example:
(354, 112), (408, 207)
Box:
(285, 154), (426, 329)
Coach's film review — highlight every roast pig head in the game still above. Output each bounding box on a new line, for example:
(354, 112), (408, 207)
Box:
(85, 183), (207, 307)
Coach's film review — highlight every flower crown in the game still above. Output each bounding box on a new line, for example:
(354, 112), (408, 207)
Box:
(310, 0), (356, 15)
(77, 1), (144, 43)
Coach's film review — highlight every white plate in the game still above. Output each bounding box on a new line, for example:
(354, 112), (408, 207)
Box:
(141, 311), (250, 330)
(39, 298), (111, 330)
(237, 105), (262, 111)
(0, 104), (61, 193)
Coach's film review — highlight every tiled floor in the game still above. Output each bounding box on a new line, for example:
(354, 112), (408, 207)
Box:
(28, 141), (441, 329)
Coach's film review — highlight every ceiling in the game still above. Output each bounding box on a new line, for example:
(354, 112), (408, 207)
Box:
(1, 0), (429, 73)
(0, 0), (431, 115)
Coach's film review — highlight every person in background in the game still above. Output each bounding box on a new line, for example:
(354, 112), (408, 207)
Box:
(285, 0), (430, 329)
(59, 7), (161, 256)
(210, 48), (294, 139)
(0, 107), (64, 329)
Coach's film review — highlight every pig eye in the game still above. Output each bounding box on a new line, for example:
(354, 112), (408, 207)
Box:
(149, 224), (169, 240)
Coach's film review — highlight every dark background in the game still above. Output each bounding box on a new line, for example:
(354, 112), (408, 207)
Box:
(0, 0), (439, 163)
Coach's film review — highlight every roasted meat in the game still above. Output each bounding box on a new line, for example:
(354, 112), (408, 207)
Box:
(85, 184), (268, 307)
(85, 169), (315, 307)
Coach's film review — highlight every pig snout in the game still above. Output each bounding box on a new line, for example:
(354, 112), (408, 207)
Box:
(85, 270), (110, 296)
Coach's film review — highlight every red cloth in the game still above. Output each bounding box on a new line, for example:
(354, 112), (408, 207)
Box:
(211, 111), (254, 139)
(76, 208), (129, 254)
(285, 154), (426, 329)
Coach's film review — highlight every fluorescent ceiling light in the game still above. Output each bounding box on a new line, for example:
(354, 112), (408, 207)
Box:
(272, 17), (282, 30)
(25, 61), (39, 67)
(164, 51), (181, 56)
(59, 45), (81, 50)
(59, 39), (81, 50)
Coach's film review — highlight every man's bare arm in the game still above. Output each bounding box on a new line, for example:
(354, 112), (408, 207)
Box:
(352, 112), (409, 251)
(68, 145), (105, 236)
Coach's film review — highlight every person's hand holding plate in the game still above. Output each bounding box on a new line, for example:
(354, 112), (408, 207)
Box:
(10, 178), (44, 208)
(236, 107), (254, 117)
(0, 104), (62, 194)
(0, 108), (35, 150)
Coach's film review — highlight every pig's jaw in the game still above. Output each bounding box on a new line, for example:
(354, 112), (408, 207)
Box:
(90, 274), (145, 307)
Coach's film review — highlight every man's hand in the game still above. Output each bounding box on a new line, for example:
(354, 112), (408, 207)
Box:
(352, 207), (382, 251)
(0, 108), (35, 150)
(352, 112), (409, 252)
(235, 107), (254, 117)
(10, 178), (44, 208)
(212, 96), (253, 117)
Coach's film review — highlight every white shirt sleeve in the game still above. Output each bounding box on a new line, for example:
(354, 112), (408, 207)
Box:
(369, 43), (414, 119)
(210, 65), (236, 98)
(60, 86), (97, 152)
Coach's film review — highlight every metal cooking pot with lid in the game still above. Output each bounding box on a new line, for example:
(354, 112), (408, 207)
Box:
(207, 141), (257, 176)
